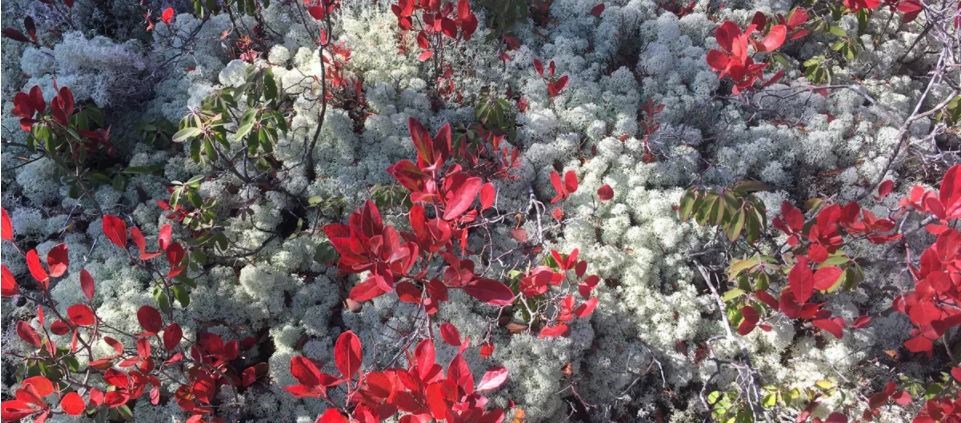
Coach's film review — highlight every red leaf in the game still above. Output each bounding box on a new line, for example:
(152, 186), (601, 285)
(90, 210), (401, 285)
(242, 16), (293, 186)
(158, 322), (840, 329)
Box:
(774, 202), (804, 234)
(563, 170), (578, 194)
(79, 269), (95, 300)
(1, 264), (18, 297)
(23, 375), (54, 396)
(1, 400), (36, 421)
(574, 297), (599, 318)
(318, 409), (349, 423)
(17, 321), (42, 347)
(533, 59), (544, 76)
(130, 227), (162, 260)
(824, 412), (848, 423)
(758, 24), (787, 52)
(590, 3), (605, 16)
(161, 7), (174, 24)
(479, 182), (495, 210)
(415, 338), (438, 382)
(165, 242), (186, 277)
(417, 50), (433, 62)
(706, 50), (730, 72)
(457, 0), (478, 39)
(426, 382), (449, 420)
(812, 266), (843, 291)
(307, 4), (332, 20)
(578, 275), (600, 298)
(136, 305), (163, 334)
(158, 224), (172, 251)
(891, 390), (912, 406)
(550, 170), (578, 203)
(349, 275), (389, 302)
(443, 176), (483, 220)
(163, 323), (182, 350)
(812, 318), (844, 339)
(25, 249), (49, 287)
(575, 260), (587, 278)
(50, 87), (74, 125)
(737, 305), (759, 335)
(476, 366), (509, 392)
(101, 215), (127, 249)
(549, 75), (569, 97)
(334, 330), (362, 379)
(597, 184), (614, 201)
(851, 315), (871, 329)
(46, 243), (69, 278)
(877, 180), (895, 199)
(439, 323), (461, 346)
(60, 392), (85, 416)
(28, 86), (44, 114)
(2, 28), (30, 43)
(103, 336), (124, 356)
(242, 366), (258, 387)
(289, 356), (325, 387)
(897, 0), (922, 22)
(909, 301), (941, 326)
(50, 320), (70, 335)
(538, 323), (569, 338)
(23, 17), (35, 41)
(479, 342), (494, 358)
(463, 278), (515, 306)
(940, 164), (961, 217)
(787, 257), (813, 304)
(1, 207), (12, 241)
(904, 335), (934, 352)
(67, 304), (96, 326)
(950, 367), (961, 383)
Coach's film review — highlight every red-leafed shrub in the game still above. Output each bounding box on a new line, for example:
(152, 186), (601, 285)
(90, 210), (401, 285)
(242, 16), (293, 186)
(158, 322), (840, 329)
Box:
(287, 331), (508, 422)
(0, 211), (265, 422)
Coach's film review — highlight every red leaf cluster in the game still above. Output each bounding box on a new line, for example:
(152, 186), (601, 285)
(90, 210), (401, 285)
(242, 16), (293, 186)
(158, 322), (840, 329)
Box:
(890, 165), (961, 352)
(533, 59), (569, 98)
(549, 170), (578, 203)
(11, 86), (46, 131)
(288, 331), (507, 422)
(516, 249), (601, 338)
(391, 0), (477, 62)
(1, 207), (267, 422)
(328, 118), (516, 311)
(305, 0), (339, 20)
(102, 215), (186, 277)
(705, 12), (805, 94)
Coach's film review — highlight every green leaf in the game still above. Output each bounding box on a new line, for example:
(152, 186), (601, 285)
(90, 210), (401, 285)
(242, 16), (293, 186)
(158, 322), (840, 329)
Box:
(171, 285), (190, 307)
(708, 391), (722, 404)
(732, 180), (769, 194)
(173, 127), (203, 142)
(117, 405), (133, 420)
(728, 256), (763, 279)
(815, 379), (836, 391)
(678, 189), (698, 220)
(203, 138), (215, 161)
(235, 109), (257, 140)
(724, 208), (746, 242)
(263, 69), (278, 101)
(722, 288), (746, 302)
(695, 195), (717, 225)
(153, 287), (171, 312)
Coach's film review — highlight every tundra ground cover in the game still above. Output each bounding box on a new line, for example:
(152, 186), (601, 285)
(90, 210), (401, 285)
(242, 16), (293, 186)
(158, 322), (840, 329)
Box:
(1, 0), (959, 421)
